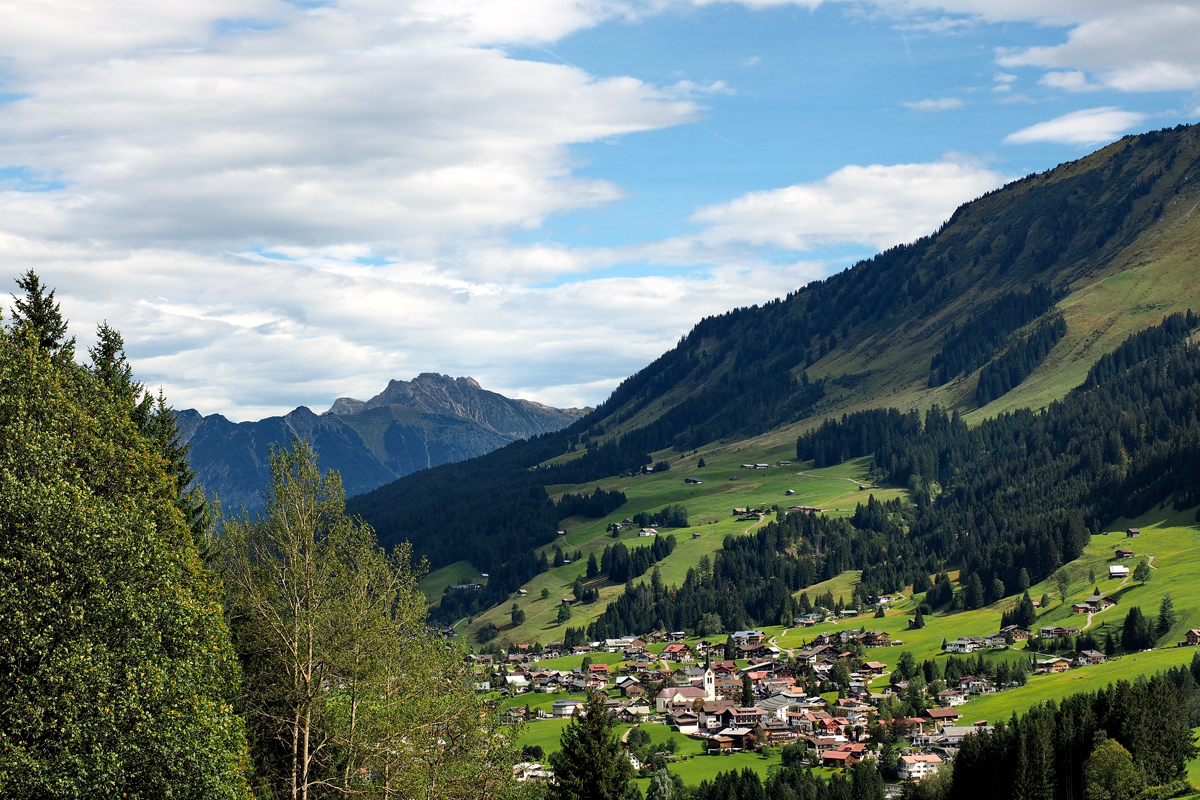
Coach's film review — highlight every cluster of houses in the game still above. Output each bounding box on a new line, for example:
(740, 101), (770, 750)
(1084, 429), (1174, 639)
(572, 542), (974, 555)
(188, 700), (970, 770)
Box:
(482, 628), (992, 782)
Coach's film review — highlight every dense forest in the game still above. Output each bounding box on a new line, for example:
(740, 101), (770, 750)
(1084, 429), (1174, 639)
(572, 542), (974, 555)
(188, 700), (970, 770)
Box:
(349, 123), (1200, 622)
(928, 285), (1058, 388)
(975, 311), (1068, 405)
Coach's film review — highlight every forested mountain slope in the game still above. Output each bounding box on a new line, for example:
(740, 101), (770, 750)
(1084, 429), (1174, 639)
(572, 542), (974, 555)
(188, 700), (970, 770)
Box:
(350, 122), (1200, 618)
(180, 373), (586, 510)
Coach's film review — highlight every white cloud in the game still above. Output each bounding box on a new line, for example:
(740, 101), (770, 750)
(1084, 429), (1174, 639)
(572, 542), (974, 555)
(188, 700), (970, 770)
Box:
(742, 56), (762, 66)
(994, 72), (1018, 84)
(686, 157), (1007, 252)
(1003, 107), (1147, 146)
(902, 97), (965, 112)
(994, 4), (1200, 91)
(1039, 70), (1099, 91)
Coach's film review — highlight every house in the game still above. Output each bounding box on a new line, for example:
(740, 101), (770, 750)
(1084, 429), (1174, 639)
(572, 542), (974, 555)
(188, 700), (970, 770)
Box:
(861, 630), (892, 647)
(1073, 650), (1107, 667)
(1080, 594), (1117, 612)
(673, 712), (699, 734)
(655, 686), (707, 712)
(639, 529), (658, 537)
(716, 727), (755, 751)
(776, 461), (792, 467)
(621, 682), (646, 698)
(557, 530), (566, 536)
(552, 699), (584, 718)
(1186, 629), (1200, 646)
(1037, 657), (1072, 674)
(755, 463), (770, 469)
(1110, 565), (1131, 579)
(1000, 624), (1031, 640)
(684, 477), (703, 485)
(692, 532), (702, 539)
(785, 489), (796, 496)
(823, 750), (861, 767)
(860, 661), (887, 676)
(517, 589), (528, 596)
(662, 643), (691, 660)
(707, 735), (735, 753)
(1127, 528), (1141, 538)
(1115, 548), (1135, 559)
(936, 689), (967, 707)
(944, 638), (980, 654)
(925, 707), (961, 723)
(1039, 626), (1080, 638)
(939, 725), (989, 745)
(731, 630), (766, 647)
(983, 633), (1008, 648)
(898, 754), (943, 781)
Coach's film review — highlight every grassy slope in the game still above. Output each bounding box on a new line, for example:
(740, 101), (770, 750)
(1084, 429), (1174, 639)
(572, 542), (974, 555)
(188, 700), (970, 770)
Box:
(463, 455), (903, 644)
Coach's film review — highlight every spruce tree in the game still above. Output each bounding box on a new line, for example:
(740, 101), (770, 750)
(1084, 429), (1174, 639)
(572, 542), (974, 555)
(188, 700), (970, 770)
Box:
(1158, 594), (1176, 638)
(9, 269), (73, 354)
(549, 690), (636, 800)
(742, 674), (755, 706)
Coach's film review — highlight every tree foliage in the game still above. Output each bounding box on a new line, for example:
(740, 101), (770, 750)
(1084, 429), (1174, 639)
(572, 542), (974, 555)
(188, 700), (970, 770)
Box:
(549, 691), (636, 800)
(221, 440), (519, 800)
(0, 288), (249, 797)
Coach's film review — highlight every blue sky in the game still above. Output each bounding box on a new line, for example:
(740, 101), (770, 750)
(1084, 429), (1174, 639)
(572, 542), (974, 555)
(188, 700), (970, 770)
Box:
(0, 0), (1197, 418)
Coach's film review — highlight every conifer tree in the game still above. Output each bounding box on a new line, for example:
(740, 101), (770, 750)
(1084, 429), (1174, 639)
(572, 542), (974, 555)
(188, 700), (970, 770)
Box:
(8, 269), (73, 354)
(549, 691), (636, 800)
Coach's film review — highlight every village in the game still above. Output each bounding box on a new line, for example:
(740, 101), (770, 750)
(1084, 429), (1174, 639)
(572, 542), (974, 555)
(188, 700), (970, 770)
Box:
(482, 591), (1200, 789)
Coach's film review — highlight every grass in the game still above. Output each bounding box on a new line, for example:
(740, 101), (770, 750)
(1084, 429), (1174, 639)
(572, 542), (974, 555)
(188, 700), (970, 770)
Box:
(464, 455), (902, 644)
(420, 560), (482, 605)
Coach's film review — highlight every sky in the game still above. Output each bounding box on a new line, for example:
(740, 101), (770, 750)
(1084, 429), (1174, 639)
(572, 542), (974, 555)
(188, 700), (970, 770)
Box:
(1, 0), (1198, 420)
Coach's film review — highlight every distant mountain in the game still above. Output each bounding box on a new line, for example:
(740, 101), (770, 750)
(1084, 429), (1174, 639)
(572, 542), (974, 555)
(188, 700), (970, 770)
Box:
(179, 373), (588, 510)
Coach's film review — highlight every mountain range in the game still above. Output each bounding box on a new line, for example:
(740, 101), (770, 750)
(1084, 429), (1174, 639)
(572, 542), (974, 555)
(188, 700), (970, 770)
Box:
(345, 121), (1200, 622)
(178, 373), (588, 510)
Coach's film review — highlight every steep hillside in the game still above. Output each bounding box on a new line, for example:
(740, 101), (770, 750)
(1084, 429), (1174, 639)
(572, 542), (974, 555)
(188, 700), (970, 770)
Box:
(350, 122), (1200, 620)
(181, 373), (586, 510)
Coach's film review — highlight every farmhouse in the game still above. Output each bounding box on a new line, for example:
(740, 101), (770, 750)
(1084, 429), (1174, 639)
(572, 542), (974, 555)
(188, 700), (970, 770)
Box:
(1185, 629), (1200, 646)
(1127, 528), (1141, 538)
(945, 638), (981, 654)
(1115, 548), (1135, 558)
(684, 477), (703, 484)
(1110, 565), (1131, 579)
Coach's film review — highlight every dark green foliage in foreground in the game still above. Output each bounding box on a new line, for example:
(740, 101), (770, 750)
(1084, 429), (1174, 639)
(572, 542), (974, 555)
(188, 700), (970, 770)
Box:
(949, 669), (1199, 800)
(0, 281), (249, 796)
(975, 311), (1068, 406)
(929, 284), (1057, 387)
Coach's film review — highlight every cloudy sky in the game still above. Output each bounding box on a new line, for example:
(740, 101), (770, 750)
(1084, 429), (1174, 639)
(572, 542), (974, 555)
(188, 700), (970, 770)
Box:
(1, 0), (1197, 419)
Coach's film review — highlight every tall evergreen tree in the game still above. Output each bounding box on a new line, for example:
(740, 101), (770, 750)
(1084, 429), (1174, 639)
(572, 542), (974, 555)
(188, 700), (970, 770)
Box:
(549, 691), (636, 800)
(8, 269), (73, 354)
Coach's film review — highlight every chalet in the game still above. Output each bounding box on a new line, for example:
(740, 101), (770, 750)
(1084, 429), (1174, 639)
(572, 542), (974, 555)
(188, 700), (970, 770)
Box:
(925, 707), (961, 723)
(898, 754), (943, 781)
(451, 583), (483, 591)
(698, 700), (737, 730)
(673, 712), (699, 734)
(787, 506), (825, 514)
(860, 661), (887, 676)
(755, 719), (798, 745)
(731, 630), (767, 647)
(1110, 565), (1131, 579)
(1039, 626), (1079, 638)
(1037, 657), (1072, 674)
(557, 530), (566, 536)
(776, 461), (792, 466)
(1073, 650), (1107, 667)
(785, 489), (796, 496)
(806, 735), (847, 756)
(936, 689), (967, 707)
(822, 750), (860, 767)
(552, 699), (584, 718)
(517, 589), (528, 596)
(861, 630), (892, 647)
(999, 624), (1031, 640)
(1127, 528), (1141, 538)
(638, 529), (658, 537)
(707, 735), (735, 753)
(662, 642), (691, 659)
(724, 707), (766, 727)
(684, 477), (703, 484)
(1186, 629), (1200, 646)
(755, 463), (770, 469)
(945, 638), (981, 654)
(716, 727), (755, 751)
(939, 725), (989, 745)
(983, 633), (1009, 648)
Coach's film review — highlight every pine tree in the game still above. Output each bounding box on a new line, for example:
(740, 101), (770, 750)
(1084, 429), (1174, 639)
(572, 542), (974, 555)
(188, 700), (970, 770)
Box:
(549, 691), (636, 800)
(913, 607), (925, 629)
(8, 269), (74, 354)
(742, 674), (755, 706)
(1158, 594), (1176, 638)
(587, 552), (599, 578)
